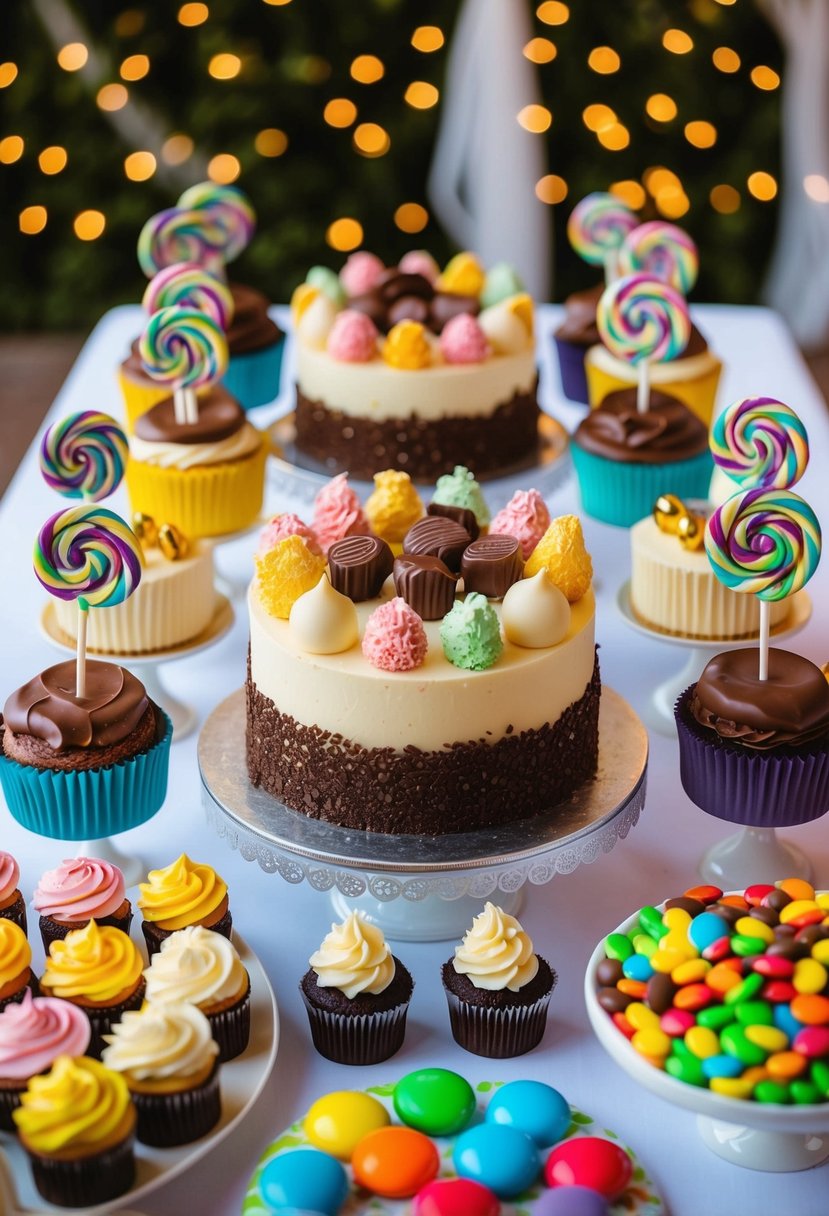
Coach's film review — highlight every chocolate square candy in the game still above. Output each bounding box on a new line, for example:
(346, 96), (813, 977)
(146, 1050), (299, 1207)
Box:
(461, 535), (524, 598)
(328, 535), (394, 601)
(394, 554), (458, 620)
(427, 500), (479, 541)
(402, 516), (470, 573)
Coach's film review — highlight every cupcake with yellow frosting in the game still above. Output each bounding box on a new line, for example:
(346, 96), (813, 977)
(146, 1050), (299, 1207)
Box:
(13, 1055), (136, 1207)
(103, 1001), (220, 1145)
(138, 852), (231, 957)
(300, 911), (413, 1065)
(40, 921), (145, 1058)
(441, 902), (556, 1058)
(0, 920), (37, 1014)
(143, 924), (250, 1061)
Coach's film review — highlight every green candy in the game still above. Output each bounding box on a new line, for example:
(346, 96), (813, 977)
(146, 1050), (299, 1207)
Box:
(666, 1054), (707, 1087)
(440, 592), (503, 671)
(811, 1060), (829, 1097)
(632, 933), (657, 959)
(393, 1068), (476, 1136)
(697, 1004), (736, 1031)
(480, 262), (525, 309)
(432, 466), (491, 527)
(724, 972), (764, 1006)
(791, 1080), (822, 1105)
(306, 265), (346, 306)
(754, 1080), (790, 1105)
(731, 934), (766, 957)
(605, 933), (634, 962)
(734, 1001), (774, 1027)
(720, 1024), (768, 1067)
(638, 906), (667, 941)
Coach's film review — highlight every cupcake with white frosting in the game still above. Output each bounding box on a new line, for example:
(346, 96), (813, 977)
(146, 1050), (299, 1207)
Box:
(299, 911), (414, 1065)
(441, 902), (556, 1057)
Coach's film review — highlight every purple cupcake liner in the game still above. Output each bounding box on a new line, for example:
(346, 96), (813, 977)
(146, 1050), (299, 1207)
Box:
(207, 979), (250, 1062)
(25, 1130), (135, 1207)
(39, 907), (133, 953)
(554, 336), (591, 404)
(0, 893), (27, 936)
(141, 906), (233, 959)
(675, 685), (829, 827)
(300, 989), (410, 1065)
(131, 1062), (221, 1146)
(443, 987), (552, 1058)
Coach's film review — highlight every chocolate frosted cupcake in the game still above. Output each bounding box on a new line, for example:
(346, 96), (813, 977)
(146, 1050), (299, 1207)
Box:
(0, 990), (91, 1131)
(0, 921), (38, 1015)
(571, 388), (712, 527)
(34, 856), (132, 952)
(553, 282), (603, 404)
(138, 853), (231, 958)
(675, 647), (829, 826)
(441, 903), (555, 1058)
(0, 852), (26, 934)
(300, 912), (413, 1065)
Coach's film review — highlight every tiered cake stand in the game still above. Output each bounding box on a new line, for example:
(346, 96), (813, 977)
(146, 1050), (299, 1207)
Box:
(199, 686), (648, 942)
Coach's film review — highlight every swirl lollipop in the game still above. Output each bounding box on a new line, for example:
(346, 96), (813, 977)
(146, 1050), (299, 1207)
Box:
(567, 192), (638, 282)
(597, 272), (691, 412)
(711, 396), (809, 491)
(142, 263), (234, 330)
(618, 221), (699, 294)
(40, 412), (128, 502)
(178, 182), (256, 263)
(139, 305), (228, 425)
(705, 488), (821, 602)
(137, 207), (227, 278)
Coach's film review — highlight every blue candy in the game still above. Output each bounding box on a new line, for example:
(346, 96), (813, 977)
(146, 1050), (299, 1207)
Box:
(454, 1123), (541, 1198)
(622, 954), (654, 982)
(688, 911), (729, 953)
(702, 1054), (743, 1080)
(259, 1148), (348, 1215)
(774, 1003), (804, 1042)
(485, 1080), (571, 1148)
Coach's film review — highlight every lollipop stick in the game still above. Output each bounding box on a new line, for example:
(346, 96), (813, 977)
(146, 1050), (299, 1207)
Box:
(758, 599), (770, 682)
(636, 360), (650, 414)
(603, 250), (618, 286)
(173, 387), (199, 426)
(76, 607), (88, 698)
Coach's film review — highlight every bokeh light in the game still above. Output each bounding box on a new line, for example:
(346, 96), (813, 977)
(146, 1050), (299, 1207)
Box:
(713, 47), (741, 72)
(518, 105), (552, 133)
(208, 153), (241, 183)
(535, 175), (568, 204)
(0, 63), (18, 88)
(523, 38), (557, 64)
(350, 55), (384, 84)
(411, 27), (444, 53)
(588, 47), (620, 74)
(57, 43), (88, 72)
(537, 2), (569, 25)
(97, 84), (129, 111)
(646, 94), (677, 122)
(178, 3), (209, 25)
(394, 203), (429, 233)
(0, 136), (24, 164)
(610, 180), (646, 210)
(353, 123), (390, 157)
(38, 146), (67, 175)
(324, 99), (357, 127)
(663, 29), (694, 54)
(326, 217), (363, 251)
(582, 104), (616, 132)
(120, 55), (150, 81)
(19, 206), (47, 235)
(209, 54), (241, 80)
(255, 128), (288, 156)
(161, 134), (194, 165)
(751, 66), (780, 90)
(710, 184), (741, 213)
(405, 82), (439, 109)
(74, 210), (106, 240)
(685, 121), (718, 148)
(124, 151), (156, 181)
(748, 172), (777, 201)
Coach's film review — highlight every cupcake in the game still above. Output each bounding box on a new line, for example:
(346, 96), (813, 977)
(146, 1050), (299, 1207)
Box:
(34, 857), (132, 952)
(0, 920), (38, 1014)
(675, 647), (829, 827)
(570, 389), (713, 527)
(39, 921), (145, 1058)
(0, 659), (172, 841)
(221, 283), (285, 411)
(441, 903), (555, 1058)
(0, 852), (26, 933)
(552, 281), (603, 404)
(13, 1056), (136, 1207)
(102, 1001), (220, 1146)
(138, 853), (231, 958)
(143, 925), (250, 1062)
(0, 990), (91, 1131)
(118, 341), (182, 432)
(299, 911), (413, 1066)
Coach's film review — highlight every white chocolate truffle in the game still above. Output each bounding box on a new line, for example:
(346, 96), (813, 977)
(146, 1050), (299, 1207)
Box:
(289, 575), (359, 654)
(477, 300), (531, 355)
(502, 570), (571, 648)
(297, 292), (337, 350)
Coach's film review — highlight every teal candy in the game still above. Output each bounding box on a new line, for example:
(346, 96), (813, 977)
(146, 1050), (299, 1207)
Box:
(622, 954), (653, 982)
(480, 262), (524, 309)
(570, 441), (713, 528)
(485, 1080), (571, 1147)
(454, 1124), (541, 1200)
(259, 1147), (347, 1215)
(774, 1004), (804, 1041)
(222, 336), (285, 410)
(393, 1069), (476, 1137)
(687, 912), (728, 953)
(307, 265), (346, 307)
(702, 1054), (743, 1080)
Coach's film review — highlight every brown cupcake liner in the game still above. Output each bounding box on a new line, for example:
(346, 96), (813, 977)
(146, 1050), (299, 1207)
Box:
(25, 1132), (135, 1208)
(80, 980), (146, 1060)
(39, 907), (133, 953)
(0, 1076), (28, 1133)
(443, 987), (552, 1058)
(0, 893), (27, 936)
(0, 972), (40, 1015)
(131, 1062), (221, 1146)
(300, 989), (410, 1065)
(141, 906), (233, 958)
(207, 981), (250, 1062)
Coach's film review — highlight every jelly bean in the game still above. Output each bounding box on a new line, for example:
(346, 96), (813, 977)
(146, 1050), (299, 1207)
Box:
(259, 1148), (348, 1216)
(745, 884), (776, 906)
(753, 955), (794, 979)
(665, 896), (705, 917)
(632, 933), (657, 959)
(791, 1079), (822, 1104)
(661, 931), (699, 959)
(304, 1090), (390, 1159)
(612, 1012), (635, 1040)
(763, 981), (797, 1004)
(778, 878), (815, 902)
(706, 964), (742, 995)
(817, 894), (829, 910)
(696, 1005), (736, 1031)
(755, 1079), (790, 1104)
(544, 1137), (633, 1199)
(353, 1127), (439, 1198)
(744, 1025), (788, 1053)
(721, 1025), (768, 1066)
(703, 1054), (743, 1080)
(617, 979), (648, 998)
(812, 940), (829, 965)
(393, 1069), (475, 1137)
(638, 906), (667, 940)
(413, 1178), (501, 1216)
(734, 1001), (774, 1027)
(671, 1037), (694, 1059)
(763, 889), (792, 912)
(632, 1027), (671, 1059)
(793, 1026), (829, 1058)
(622, 954), (654, 982)
(742, 1065), (770, 1087)
(485, 1080), (571, 1148)
(685, 1025), (720, 1059)
(774, 1003), (804, 1041)
(710, 1076), (754, 1099)
(719, 897), (750, 912)
(724, 973), (764, 1005)
(454, 1124), (540, 1199)
(787, 910), (826, 931)
(674, 984), (715, 1012)
(672, 959), (711, 985)
(791, 994), (829, 1025)
(651, 948), (690, 974)
(663, 907), (692, 931)
(688, 912), (729, 953)
(666, 1053), (707, 1086)
(748, 906), (780, 929)
(702, 937), (734, 963)
(605, 933), (634, 962)
(767, 1051), (807, 1081)
(812, 1060), (829, 1096)
(625, 1002), (660, 1032)
(735, 917), (775, 943)
(647, 972), (677, 1014)
(596, 958), (624, 986)
(732, 935), (767, 958)
(684, 884), (722, 904)
(598, 987), (633, 1014)
(780, 899), (820, 925)
(660, 1008), (696, 1037)
(533, 1186), (611, 1216)
(794, 958), (828, 995)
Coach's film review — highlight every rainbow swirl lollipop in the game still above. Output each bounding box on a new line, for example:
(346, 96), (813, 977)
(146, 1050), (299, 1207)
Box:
(40, 412), (128, 502)
(142, 263), (234, 330)
(711, 396), (809, 491)
(597, 273), (691, 365)
(139, 305), (228, 388)
(618, 221), (699, 294)
(137, 207), (227, 278)
(34, 506), (143, 611)
(567, 192), (638, 266)
(178, 182), (256, 263)
(705, 488), (821, 602)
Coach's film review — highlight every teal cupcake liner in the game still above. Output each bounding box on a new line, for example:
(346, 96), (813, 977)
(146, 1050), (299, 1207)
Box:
(0, 710), (172, 841)
(571, 443), (713, 528)
(222, 339), (285, 411)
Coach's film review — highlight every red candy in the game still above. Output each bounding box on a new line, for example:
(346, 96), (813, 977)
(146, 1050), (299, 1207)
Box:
(545, 1137), (633, 1199)
(702, 937), (733, 963)
(612, 1012), (635, 1040)
(352, 1127), (439, 1198)
(793, 1027), (829, 1059)
(753, 955), (795, 979)
(762, 980), (797, 1004)
(745, 884), (776, 906)
(413, 1178), (500, 1216)
(660, 1008), (695, 1037)
(673, 983), (714, 1012)
(786, 910), (825, 930)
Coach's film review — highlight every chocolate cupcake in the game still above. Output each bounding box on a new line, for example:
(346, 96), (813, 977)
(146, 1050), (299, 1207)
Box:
(0, 990), (91, 1131)
(300, 912), (413, 1065)
(0, 921), (38, 1015)
(34, 856), (132, 952)
(0, 852), (26, 934)
(441, 903), (555, 1058)
(138, 853), (231, 957)
(675, 647), (829, 826)
(553, 281), (603, 404)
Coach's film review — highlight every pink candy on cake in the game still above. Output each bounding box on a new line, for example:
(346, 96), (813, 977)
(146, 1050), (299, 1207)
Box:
(33, 857), (125, 922)
(362, 597), (428, 672)
(340, 250), (385, 296)
(440, 314), (490, 365)
(399, 249), (439, 284)
(490, 489), (551, 559)
(0, 853), (19, 905)
(312, 473), (371, 555)
(327, 310), (379, 363)
(258, 513), (322, 557)
(0, 990), (91, 1078)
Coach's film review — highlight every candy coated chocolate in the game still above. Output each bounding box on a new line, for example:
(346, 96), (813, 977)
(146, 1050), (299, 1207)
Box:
(327, 534), (393, 601)
(303, 1090), (389, 1159)
(352, 1126), (439, 1198)
(259, 1147), (348, 1215)
(393, 1068), (475, 1137)
(485, 1080), (571, 1148)
(412, 1178), (501, 1216)
(534, 1186), (611, 1216)
(454, 1123), (540, 1199)
(544, 1137), (632, 1199)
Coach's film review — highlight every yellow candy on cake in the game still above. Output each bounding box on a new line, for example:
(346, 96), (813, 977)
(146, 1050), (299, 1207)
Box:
(506, 292), (535, 339)
(291, 282), (320, 324)
(255, 535), (327, 619)
(438, 251), (485, 297)
(364, 470), (424, 545)
(525, 515), (593, 603)
(382, 320), (432, 370)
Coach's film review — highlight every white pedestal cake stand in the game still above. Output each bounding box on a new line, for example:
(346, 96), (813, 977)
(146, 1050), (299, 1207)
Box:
(198, 686), (648, 942)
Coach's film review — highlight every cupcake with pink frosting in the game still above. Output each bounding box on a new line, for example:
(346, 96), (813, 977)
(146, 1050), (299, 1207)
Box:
(0, 989), (91, 1130)
(33, 857), (132, 952)
(362, 598), (428, 673)
(312, 473), (371, 555)
(0, 853), (26, 935)
(258, 513), (321, 557)
(489, 489), (551, 559)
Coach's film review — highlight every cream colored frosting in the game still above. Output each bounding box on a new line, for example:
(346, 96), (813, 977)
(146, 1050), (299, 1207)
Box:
(309, 911), (395, 999)
(129, 423), (262, 469)
(452, 902), (539, 992)
(102, 1001), (218, 1080)
(585, 342), (720, 386)
(501, 571), (571, 648)
(289, 575), (359, 655)
(143, 925), (247, 1009)
(249, 580), (595, 751)
(296, 345), (537, 421)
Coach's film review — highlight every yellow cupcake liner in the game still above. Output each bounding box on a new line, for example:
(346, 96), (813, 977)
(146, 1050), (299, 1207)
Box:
(117, 370), (172, 434)
(585, 358), (722, 429)
(126, 438), (268, 539)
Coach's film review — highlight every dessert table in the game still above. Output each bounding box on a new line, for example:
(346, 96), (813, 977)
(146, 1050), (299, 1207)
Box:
(2, 303), (829, 1214)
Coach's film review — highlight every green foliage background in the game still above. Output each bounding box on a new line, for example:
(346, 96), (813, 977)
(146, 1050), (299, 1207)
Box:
(0, 0), (781, 331)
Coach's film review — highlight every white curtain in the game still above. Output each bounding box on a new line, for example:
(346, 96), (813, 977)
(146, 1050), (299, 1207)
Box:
(427, 0), (552, 300)
(760, 0), (829, 350)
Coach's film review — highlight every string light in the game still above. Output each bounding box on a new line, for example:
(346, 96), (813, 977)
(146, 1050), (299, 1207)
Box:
(178, 3), (208, 25)
(803, 175), (829, 203)
(350, 55), (384, 84)
(208, 54), (241, 80)
(535, 175), (567, 204)
(537, 2), (569, 26)
(404, 82), (439, 109)
(74, 210), (106, 240)
(124, 151), (156, 181)
(262, 0), (293, 6)
(710, 184), (741, 213)
(161, 134), (194, 164)
(751, 66), (780, 91)
(588, 47), (620, 74)
(114, 10), (145, 36)
(208, 153), (241, 183)
(610, 181), (646, 210)
(0, 136), (24, 164)
(582, 104), (616, 132)
(326, 217), (363, 251)
(120, 55), (150, 81)
(255, 128), (288, 156)
(0, 63), (18, 88)
(663, 30), (694, 54)
(57, 43), (88, 72)
(324, 99), (357, 127)
(655, 186), (690, 218)
(38, 146), (67, 175)
(19, 206), (47, 234)
(517, 104), (552, 133)
(748, 172), (777, 201)
(713, 47), (741, 72)
(97, 84), (128, 111)
(645, 167), (681, 195)
(597, 123), (630, 151)
(523, 38), (556, 64)
(685, 121), (717, 148)
(411, 27), (444, 52)
(353, 123), (390, 157)
(394, 203), (429, 233)
(646, 94), (677, 122)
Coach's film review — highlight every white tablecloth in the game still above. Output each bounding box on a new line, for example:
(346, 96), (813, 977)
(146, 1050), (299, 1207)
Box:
(1, 304), (829, 1215)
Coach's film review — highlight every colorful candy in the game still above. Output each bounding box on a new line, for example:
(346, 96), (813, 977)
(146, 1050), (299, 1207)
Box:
(544, 1137), (633, 1199)
(142, 263), (234, 329)
(596, 272), (691, 365)
(352, 1126), (439, 1198)
(34, 506), (142, 610)
(485, 1080), (571, 1148)
(413, 1178), (501, 1216)
(137, 206), (227, 277)
(711, 397), (809, 491)
(177, 181), (256, 262)
(139, 305), (228, 388)
(39, 412), (128, 502)
(567, 192), (637, 266)
(618, 220), (699, 294)
(303, 1090), (389, 1159)
(704, 487), (822, 601)
(393, 1068), (475, 1137)
(453, 1123), (540, 1199)
(258, 1146), (348, 1215)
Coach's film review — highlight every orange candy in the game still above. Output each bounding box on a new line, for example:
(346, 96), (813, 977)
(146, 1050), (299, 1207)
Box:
(778, 878), (815, 902)
(790, 995), (829, 1027)
(767, 1051), (808, 1081)
(684, 885), (722, 904)
(617, 979), (648, 998)
(673, 983), (714, 1012)
(706, 963), (743, 994)
(352, 1126), (439, 1198)
(718, 895), (749, 910)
